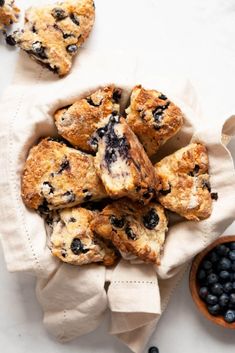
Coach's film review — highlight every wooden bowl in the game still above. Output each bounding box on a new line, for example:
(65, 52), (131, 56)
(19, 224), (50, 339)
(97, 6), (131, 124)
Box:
(189, 235), (235, 329)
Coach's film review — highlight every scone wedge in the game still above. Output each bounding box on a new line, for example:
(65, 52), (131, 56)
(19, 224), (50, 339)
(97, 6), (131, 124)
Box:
(54, 85), (122, 152)
(155, 143), (213, 221)
(91, 199), (168, 264)
(9, 0), (95, 76)
(90, 113), (161, 204)
(50, 207), (118, 266)
(0, 0), (19, 30)
(21, 138), (106, 212)
(126, 85), (184, 157)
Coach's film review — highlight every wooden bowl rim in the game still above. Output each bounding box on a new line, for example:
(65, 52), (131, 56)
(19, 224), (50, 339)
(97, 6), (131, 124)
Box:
(189, 235), (235, 329)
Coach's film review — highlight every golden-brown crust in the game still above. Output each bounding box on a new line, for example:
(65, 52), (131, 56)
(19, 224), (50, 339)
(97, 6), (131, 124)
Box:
(21, 138), (106, 211)
(155, 143), (212, 221)
(126, 85), (184, 157)
(0, 0), (19, 29)
(91, 114), (161, 204)
(54, 86), (121, 152)
(12, 0), (95, 76)
(91, 199), (168, 264)
(50, 207), (118, 266)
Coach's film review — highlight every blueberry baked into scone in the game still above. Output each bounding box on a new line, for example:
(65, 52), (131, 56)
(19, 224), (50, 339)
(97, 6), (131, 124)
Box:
(50, 207), (118, 266)
(90, 113), (161, 204)
(126, 85), (184, 157)
(21, 138), (106, 212)
(8, 0), (95, 76)
(0, 0), (19, 30)
(54, 86), (122, 152)
(90, 199), (168, 264)
(155, 143), (213, 221)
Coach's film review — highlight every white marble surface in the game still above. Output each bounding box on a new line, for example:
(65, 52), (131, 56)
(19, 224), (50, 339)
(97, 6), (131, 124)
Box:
(1, 0), (235, 352)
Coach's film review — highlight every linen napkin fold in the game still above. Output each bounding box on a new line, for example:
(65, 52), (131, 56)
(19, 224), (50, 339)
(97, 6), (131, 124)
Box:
(1, 50), (235, 353)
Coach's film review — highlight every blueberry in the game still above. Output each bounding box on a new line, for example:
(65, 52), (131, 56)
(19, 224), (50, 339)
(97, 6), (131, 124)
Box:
(224, 282), (233, 293)
(5, 35), (16, 46)
(211, 283), (223, 296)
(110, 215), (125, 228)
(71, 238), (82, 254)
(202, 180), (211, 192)
(109, 114), (120, 123)
(125, 226), (136, 240)
(70, 238), (88, 255)
(70, 13), (80, 25)
(217, 257), (232, 271)
(230, 273), (235, 281)
(229, 293), (235, 306)
(61, 249), (67, 258)
(206, 294), (218, 305)
(202, 260), (212, 271)
(228, 250), (235, 261)
(229, 242), (235, 250)
(199, 287), (209, 300)
(159, 187), (171, 195)
(207, 273), (218, 285)
(211, 192), (218, 200)
(51, 8), (67, 20)
(66, 44), (78, 53)
(148, 347), (159, 353)
(112, 88), (122, 103)
(0, 0), (5, 6)
(232, 262), (235, 272)
(37, 199), (49, 214)
(219, 270), (231, 282)
(207, 304), (221, 316)
(83, 192), (92, 201)
(143, 208), (159, 230)
(209, 251), (219, 263)
(32, 41), (47, 59)
(216, 244), (229, 256)
(63, 190), (76, 203)
(97, 128), (106, 138)
(197, 269), (206, 283)
(58, 159), (70, 173)
(224, 310), (235, 323)
(158, 93), (167, 100)
(219, 293), (229, 308)
(42, 181), (54, 194)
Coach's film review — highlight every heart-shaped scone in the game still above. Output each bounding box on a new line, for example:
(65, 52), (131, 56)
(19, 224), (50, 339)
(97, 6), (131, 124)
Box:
(9, 0), (95, 76)
(155, 143), (213, 220)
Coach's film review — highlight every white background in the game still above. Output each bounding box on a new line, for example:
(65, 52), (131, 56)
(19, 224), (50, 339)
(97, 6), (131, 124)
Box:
(1, 0), (235, 352)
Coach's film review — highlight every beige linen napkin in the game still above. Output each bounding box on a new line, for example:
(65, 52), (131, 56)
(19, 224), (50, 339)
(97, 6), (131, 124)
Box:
(1, 50), (235, 353)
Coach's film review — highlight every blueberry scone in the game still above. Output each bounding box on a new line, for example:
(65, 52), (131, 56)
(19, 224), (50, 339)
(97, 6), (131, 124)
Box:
(90, 113), (161, 204)
(91, 199), (168, 264)
(8, 0), (95, 76)
(21, 138), (106, 212)
(50, 207), (118, 266)
(125, 85), (184, 157)
(54, 86), (122, 152)
(155, 143), (213, 221)
(0, 0), (19, 29)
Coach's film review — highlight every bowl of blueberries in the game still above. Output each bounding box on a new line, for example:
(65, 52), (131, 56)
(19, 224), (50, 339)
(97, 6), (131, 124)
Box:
(189, 236), (235, 328)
